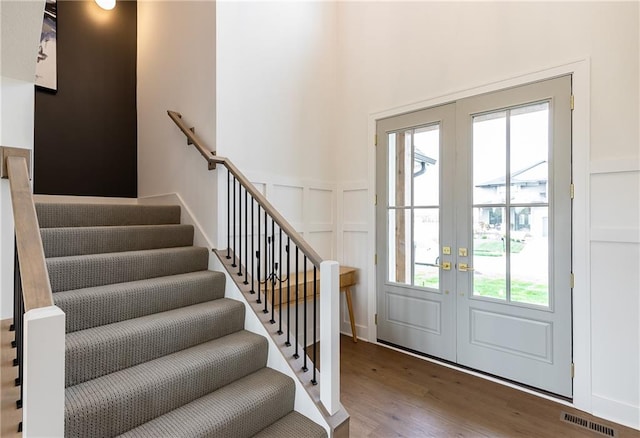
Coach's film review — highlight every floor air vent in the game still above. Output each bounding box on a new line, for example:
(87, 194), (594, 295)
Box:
(560, 411), (617, 437)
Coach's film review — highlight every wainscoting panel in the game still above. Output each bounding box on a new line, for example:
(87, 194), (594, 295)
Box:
(590, 171), (639, 231)
(590, 241), (640, 415)
(338, 183), (371, 341)
(308, 188), (334, 226)
(271, 184), (304, 225)
(588, 160), (640, 429)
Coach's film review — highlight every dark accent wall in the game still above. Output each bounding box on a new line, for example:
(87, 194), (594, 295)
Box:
(34, 0), (137, 197)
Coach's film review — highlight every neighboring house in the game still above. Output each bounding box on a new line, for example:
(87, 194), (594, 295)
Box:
(475, 160), (549, 237)
(1, 0), (639, 432)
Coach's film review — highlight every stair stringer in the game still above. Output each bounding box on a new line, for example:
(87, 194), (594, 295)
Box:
(139, 192), (344, 436)
(211, 256), (332, 435)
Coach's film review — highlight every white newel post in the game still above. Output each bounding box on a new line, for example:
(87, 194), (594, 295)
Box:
(320, 260), (340, 415)
(23, 305), (65, 438)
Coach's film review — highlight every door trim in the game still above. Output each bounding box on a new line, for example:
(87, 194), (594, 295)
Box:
(366, 59), (591, 410)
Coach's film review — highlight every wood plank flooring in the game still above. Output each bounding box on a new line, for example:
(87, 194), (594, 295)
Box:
(340, 335), (640, 437)
(2, 322), (639, 437)
(1, 319), (21, 438)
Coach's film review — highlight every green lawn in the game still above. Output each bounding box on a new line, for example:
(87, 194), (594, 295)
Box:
(473, 239), (525, 257)
(473, 277), (548, 305)
(414, 273), (548, 306)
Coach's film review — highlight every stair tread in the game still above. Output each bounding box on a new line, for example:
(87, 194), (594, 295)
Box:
(47, 246), (209, 292)
(66, 331), (268, 438)
(118, 368), (295, 438)
(66, 299), (245, 387)
(35, 203), (181, 228)
(41, 224), (194, 257)
(55, 271), (225, 332)
(253, 411), (327, 438)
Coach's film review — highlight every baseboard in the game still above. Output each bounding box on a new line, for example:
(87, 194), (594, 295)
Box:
(592, 394), (640, 430)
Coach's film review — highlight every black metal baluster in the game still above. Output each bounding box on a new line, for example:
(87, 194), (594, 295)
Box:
(263, 211), (268, 314)
(237, 184), (242, 276)
(293, 247), (299, 359)
(277, 229), (283, 334)
(302, 257), (308, 372)
(14, 242), (23, 411)
(311, 266), (318, 385)
(270, 220), (276, 323)
(250, 198), (255, 293)
(226, 170), (231, 259)
(256, 205), (261, 304)
(285, 237), (291, 347)
(243, 189), (248, 284)
(231, 177), (237, 268)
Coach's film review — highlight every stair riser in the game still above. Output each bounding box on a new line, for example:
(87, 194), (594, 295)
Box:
(41, 225), (194, 257)
(65, 300), (245, 387)
(56, 272), (225, 333)
(36, 203), (181, 228)
(47, 247), (209, 292)
(65, 332), (268, 438)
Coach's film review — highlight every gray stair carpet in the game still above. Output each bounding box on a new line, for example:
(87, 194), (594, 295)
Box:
(41, 224), (195, 257)
(36, 201), (327, 438)
(36, 203), (181, 228)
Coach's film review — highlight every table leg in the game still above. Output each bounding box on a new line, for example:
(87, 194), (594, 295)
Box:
(344, 287), (357, 342)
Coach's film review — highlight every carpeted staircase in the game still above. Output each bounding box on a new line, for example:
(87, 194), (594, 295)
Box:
(35, 202), (327, 438)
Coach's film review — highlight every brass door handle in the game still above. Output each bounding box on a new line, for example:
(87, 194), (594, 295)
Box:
(435, 262), (451, 271)
(459, 263), (475, 272)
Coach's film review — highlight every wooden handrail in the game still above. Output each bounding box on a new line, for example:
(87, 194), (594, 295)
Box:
(6, 155), (54, 311)
(167, 110), (324, 268)
(167, 111), (218, 170)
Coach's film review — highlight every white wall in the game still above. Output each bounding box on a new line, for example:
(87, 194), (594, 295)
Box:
(0, 0), (45, 319)
(334, 1), (639, 429)
(137, 1), (218, 243)
(216, 1), (338, 183)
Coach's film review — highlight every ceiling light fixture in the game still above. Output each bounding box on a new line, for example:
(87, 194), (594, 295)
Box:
(95, 0), (115, 11)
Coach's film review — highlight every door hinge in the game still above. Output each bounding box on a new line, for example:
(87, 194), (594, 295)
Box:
(374, 254), (378, 265)
(571, 363), (575, 378)
(375, 194), (378, 206)
(375, 314), (378, 325)
(570, 183), (575, 199)
(374, 134), (378, 146)
(570, 95), (575, 110)
(570, 272), (575, 289)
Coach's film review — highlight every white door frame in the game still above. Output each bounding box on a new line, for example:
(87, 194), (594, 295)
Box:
(366, 59), (591, 411)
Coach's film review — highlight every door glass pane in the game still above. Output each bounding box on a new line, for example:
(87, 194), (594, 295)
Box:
(413, 124), (439, 207)
(510, 206), (549, 305)
(510, 103), (549, 204)
(414, 208), (439, 289)
(388, 209), (411, 285)
(388, 131), (412, 207)
(473, 207), (506, 300)
(473, 112), (506, 205)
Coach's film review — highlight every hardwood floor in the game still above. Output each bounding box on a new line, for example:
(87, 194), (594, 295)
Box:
(340, 335), (640, 437)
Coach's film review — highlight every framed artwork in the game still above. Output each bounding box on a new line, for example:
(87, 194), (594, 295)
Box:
(35, 0), (57, 92)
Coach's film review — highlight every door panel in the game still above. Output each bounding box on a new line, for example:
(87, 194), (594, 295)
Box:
(376, 76), (572, 398)
(376, 104), (456, 362)
(456, 76), (572, 397)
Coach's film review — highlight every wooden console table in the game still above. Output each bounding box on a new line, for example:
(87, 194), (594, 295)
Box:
(264, 266), (358, 342)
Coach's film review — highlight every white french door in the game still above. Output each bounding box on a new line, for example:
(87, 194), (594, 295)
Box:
(376, 76), (573, 397)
